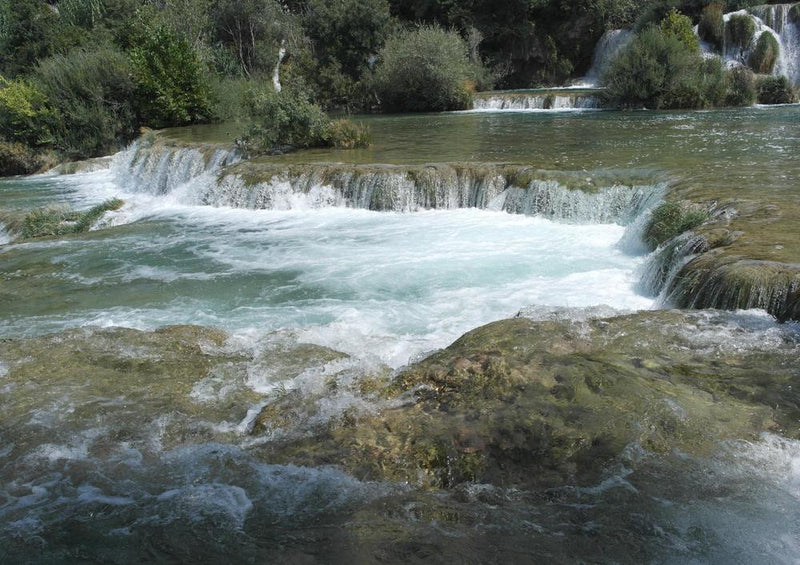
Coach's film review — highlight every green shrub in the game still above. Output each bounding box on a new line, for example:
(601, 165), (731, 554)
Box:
(238, 87), (330, 154)
(602, 26), (726, 110)
(725, 66), (757, 106)
(305, 0), (393, 80)
(748, 32), (780, 74)
(323, 119), (371, 149)
(727, 14), (756, 52)
(790, 4), (800, 23)
(644, 201), (708, 250)
(130, 25), (213, 128)
(756, 75), (796, 105)
(0, 77), (54, 146)
(698, 4), (725, 51)
(20, 198), (123, 239)
(373, 26), (480, 112)
(0, 141), (44, 176)
(34, 48), (138, 159)
(660, 9), (700, 53)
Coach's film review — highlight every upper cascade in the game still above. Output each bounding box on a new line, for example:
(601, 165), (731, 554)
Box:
(697, 5), (800, 85)
(749, 3), (800, 83)
(111, 139), (664, 225)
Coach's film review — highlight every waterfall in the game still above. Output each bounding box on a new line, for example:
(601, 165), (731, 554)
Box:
(581, 30), (634, 86)
(749, 3), (800, 84)
(472, 91), (600, 111)
(111, 137), (239, 196)
(273, 41), (286, 93)
(112, 141), (663, 225)
(697, 6), (800, 85)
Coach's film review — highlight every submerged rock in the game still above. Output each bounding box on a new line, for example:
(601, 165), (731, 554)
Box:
(256, 309), (798, 490)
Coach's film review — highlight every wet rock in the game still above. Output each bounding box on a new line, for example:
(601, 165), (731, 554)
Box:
(258, 310), (798, 490)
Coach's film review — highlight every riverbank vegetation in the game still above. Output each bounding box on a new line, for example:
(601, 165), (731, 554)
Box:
(0, 0), (798, 171)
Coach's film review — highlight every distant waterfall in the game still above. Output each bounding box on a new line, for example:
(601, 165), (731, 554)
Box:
(696, 6), (800, 85)
(472, 91), (600, 111)
(581, 30), (634, 86)
(749, 3), (800, 84)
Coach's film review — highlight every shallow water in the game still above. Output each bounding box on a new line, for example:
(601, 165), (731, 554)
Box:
(2, 106), (800, 563)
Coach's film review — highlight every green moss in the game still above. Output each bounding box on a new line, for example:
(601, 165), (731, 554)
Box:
(748, 32), (780, 74)
(790, 4), (800, 23)
(644, 201), (708, 250)
(20, 198), (124, 239)
(698, 4), (725, 51)
(727, 14), (756, 51)
(756, 75), (796, 105)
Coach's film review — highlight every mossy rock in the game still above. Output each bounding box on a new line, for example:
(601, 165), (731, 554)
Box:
(644, 200), (708, 250)
(255, 311), (791, 490)
(698, 4), (725, 51)
(727, 14), (756, 51)
(748, 32), (780, 74)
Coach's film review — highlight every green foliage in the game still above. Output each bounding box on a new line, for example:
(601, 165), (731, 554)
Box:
(756, 75), (797, 105)
(0, 77), (54, 146)
(0, 0), (60, 76)
(645, 201), (708, 250)
(748, 32), (780, 74)
(698, 3), (725, 51)
(0, 140), (46, 176)
(305, 0), (392, 80)
(602, 26), (726, 110)
(34, 47), (137, 159)
(374, 26), (480, 112)
(238, 87), (330, 154)
(129, 25), (212, 128)
(20, 198), (123, 239)
(324, 119), (371, 149)
(727, 14), (756, 52)
(211, 0), (289, 77)
(660, 9), (699, 53)
(725, 66), (757, 106)
(791, 4), (800, 23)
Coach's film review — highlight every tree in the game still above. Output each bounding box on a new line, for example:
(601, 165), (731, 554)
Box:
(305, 0), (392, 79)
(211, 0), (289, 77)
(374, 25), (480, 112)
(129, 25), (212, 127)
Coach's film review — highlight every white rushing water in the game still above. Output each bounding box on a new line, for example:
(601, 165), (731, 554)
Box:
(0, 146), (654, 367)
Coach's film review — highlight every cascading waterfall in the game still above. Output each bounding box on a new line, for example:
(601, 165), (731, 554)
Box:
(696, 6), (800, 85)
(112, 137), (239, 197)
(750, 3), (800, 84)
(111, 142), (664, 225)
(471, 91), (601, 111)
(580, 29), (634, 86)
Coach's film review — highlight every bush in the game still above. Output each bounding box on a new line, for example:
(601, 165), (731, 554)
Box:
(698, 3), (725, 51)
(373, 26), (480, 112)
(0, 77), (54, 146)
(305, 0), (393, 80)
(130, 25), (213, 128)
(0, 141), (45, 176)
(790, 4), (800, 23)
(238, 87), (330, 154)
(727, 14), (756, 52)
(726, 66), (757, 106)
(602, 26), (726, 110)
(748, 32), (780, 74)
(34, 48), (137, 159)
(660, 9), (700, 53)
(644, 201), (708, 250)
(756, 75), (796, 105)
(20, 198), (124, 239)
(323, 119), (371, 149)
